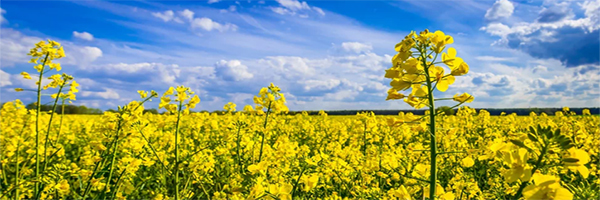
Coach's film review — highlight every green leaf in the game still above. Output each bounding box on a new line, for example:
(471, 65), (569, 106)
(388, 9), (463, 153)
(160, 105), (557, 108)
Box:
(529, 126), (537, 136)
(527, 133), (539, 142)
(555, 135), (568, 143)
(560, 140), (573, 149)
(563, 143), (575, 150)
(510, 139), (528, 149)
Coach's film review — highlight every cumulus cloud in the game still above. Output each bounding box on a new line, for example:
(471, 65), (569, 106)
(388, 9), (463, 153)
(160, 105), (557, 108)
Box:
(0, 29), (40, 67)
(152, 10), (183, 23)
(260, 56), (317, 77)
(158, 9), (238, 32)
(277, 0), (311, 11)
(0, 28), (102, 67)
(73, 31), (94, 41)
(254, 52), (389, 103)
(341, 42), (373, 54)
(220, 5), (237, 13)
(208, 0), (221, 4)
(191, 17), (238, 32)
(88, 62), (183, 85)
(480, 1), (600, 67)
(0, 70), (12, 87)
(215, 60), (254, 81)
(65, 46), (103, 65)
(81, 88), (120, 99)
(475, 56), (515, 62)
(313, 7), (325, 16)
(536, 2), (574, 23)
(179, 9), (195, 21)
(485, 0), (514, 20)
(448, 60), (600, 108)
(302, 79), (341, 91)
(271, 0), (325, 17)
(532, 65), (548, 73)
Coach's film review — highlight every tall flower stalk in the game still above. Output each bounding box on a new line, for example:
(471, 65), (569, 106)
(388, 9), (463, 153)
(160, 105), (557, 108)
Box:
(159, 86), (200, 200)
(252, 83), (287, 163)
(20, 40), (66, 196)
(384, 29), (473, 199)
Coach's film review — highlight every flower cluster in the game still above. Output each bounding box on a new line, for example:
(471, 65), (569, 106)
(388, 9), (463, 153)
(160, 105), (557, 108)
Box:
(385, 30), (473, 108)
(159, 86), (200, 114)
(253, 83), (288, 114)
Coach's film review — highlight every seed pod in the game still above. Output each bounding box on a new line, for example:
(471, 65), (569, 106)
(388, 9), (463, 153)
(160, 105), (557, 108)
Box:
(563, 158), (580, 163)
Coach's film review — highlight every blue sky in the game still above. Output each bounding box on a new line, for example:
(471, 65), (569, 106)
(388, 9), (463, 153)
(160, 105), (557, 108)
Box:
(1, 0), (599, 111)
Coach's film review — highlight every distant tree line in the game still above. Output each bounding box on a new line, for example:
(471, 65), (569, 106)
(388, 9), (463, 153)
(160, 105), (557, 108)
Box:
(15, 102), (103, 114)
(2, 101), (598, 116)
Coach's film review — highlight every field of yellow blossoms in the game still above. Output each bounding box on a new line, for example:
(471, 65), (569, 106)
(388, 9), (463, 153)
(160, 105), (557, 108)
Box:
(1, 30), (598, 200)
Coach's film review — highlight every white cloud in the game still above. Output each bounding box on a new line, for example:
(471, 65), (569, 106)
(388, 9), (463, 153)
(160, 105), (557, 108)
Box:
(341, 42), (373, 53)
(81, 88), (120, 99)
(271, 7), (294, 15)
(485, 0), (515, 20)
(533, 65), (548, 73)
(73, 31), (94, 41)
(479, 22), (511, 37)
(313, 7), (325, 16)
(191, 17), (238, 32)
(152, 10), (174, 22)
(536, 2), (574, 23)
(151, 9), (239, 32)
(208, 0), (221, 4)
(220, 5), (237, 13)
(94, 62), (184, 85)
(0, 29), (40, 67)
(271, 0), (325, 17)
(260, 56), (317, 77)
(0, 29), (102, 67)
(475, 56), (515, 62)
(578, 0), (600, 31)
(179, 9), (195, 21)
(277, 0), (310, 11)
(302, 79), (341, 91)
(0, 70), (12, 87)
(0, 7), (7, 24)
(323, 90), (359, 101)
(65, 46), (103, 65)
(480, 0), (600, 67)
(152, 10), (183, 23)
(215, 60), (254, 81)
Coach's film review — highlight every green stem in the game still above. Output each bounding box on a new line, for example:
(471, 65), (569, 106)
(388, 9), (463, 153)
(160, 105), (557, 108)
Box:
(291, 165), (308, 198)
(513, 143), (549, 199)
(258, 101), (272, 162)
(422, 47), (438, 199)
(175, 101), (183, 200)
(81, 155), (102, 198)
(110, 168), (128, 199)
(34, 53), (50, 197)
(101, 120), (123, 197)
(55, 99), (65, 143)
(42, 82), (66, 174)
(236, 124), (243, 174)
(81, 137), (117, 198)
(135, 126), (171, 174)
(15, 140), (20, 200)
